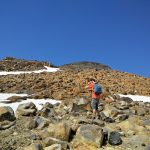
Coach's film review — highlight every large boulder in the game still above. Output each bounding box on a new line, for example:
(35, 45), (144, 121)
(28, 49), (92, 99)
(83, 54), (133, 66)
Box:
(47, 122), (71, 142)
(117, 120), (144, 133)
(0, 106), (16, 130)
(16, 102), (37, 117)
(72, 124), (104, 150)
(0, 106), (15, 121)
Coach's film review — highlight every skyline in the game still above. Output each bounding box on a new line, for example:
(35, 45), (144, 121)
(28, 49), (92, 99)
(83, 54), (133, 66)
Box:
(0, 0), (150, 77)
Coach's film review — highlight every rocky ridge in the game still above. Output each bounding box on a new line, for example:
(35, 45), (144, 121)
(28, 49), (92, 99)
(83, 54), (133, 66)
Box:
(0, 57), (52, 71)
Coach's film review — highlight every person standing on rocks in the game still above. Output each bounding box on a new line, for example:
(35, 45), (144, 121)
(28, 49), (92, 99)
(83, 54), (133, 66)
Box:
(85, 78), (102, 120)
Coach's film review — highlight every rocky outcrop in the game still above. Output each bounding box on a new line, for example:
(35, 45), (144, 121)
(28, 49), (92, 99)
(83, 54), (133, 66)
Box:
(0, 57), (52, 71)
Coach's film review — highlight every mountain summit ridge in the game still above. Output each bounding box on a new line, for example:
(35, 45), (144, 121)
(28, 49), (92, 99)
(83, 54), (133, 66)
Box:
(0, 57), (111, 72)
(60, 61), (111, 71)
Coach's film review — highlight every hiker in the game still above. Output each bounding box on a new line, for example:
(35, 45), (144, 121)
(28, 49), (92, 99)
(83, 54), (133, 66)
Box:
(85, 78), (102, 120)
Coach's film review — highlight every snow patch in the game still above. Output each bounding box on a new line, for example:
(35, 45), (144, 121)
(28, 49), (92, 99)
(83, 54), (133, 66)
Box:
(0, 93), (61, 112)
(0, 66), (59, 75)
(119, 94), (150, 103)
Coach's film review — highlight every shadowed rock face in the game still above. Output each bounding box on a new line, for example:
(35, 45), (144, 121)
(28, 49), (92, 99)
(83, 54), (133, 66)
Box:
(60, 61), (111, 71)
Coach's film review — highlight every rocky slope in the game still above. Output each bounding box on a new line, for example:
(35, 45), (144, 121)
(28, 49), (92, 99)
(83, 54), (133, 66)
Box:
(0, 95), (150, 150)
(1, 57), (150, 99)
(0, 69), (150, 100)
(0, 58), (150, 150)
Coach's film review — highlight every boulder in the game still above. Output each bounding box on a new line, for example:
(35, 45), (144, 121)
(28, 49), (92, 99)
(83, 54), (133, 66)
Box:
(108, 131), (122, 145)
(117, 117), (147, 134)
(72, 124), (104, 149)
(47, 122), (71, 141)
(92, 119), (105, 127)
(16, 102), (37, 117)
(120, 97), (133, 103)
(35, 116), (50, 130)
(115, 114), (129, 122)
(121, 135), (150, 150)
(37, 102), (55, 118)
(78, 116), (92, 124)
(0, 106), (15, 121)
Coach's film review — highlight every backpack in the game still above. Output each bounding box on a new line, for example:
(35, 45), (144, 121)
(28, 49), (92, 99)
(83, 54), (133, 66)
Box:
(94, 83), (102, 95)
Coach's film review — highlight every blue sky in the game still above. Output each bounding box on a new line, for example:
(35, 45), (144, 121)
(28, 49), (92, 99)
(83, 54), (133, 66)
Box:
(0, 0), (150, 77)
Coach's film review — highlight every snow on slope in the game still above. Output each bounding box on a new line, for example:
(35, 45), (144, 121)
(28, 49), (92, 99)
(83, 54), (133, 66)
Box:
(0, 93), (149, 113)
(0, 93), (61, 112)
(0, 66), (61, 112)
(0, 66), (59, 75)
(119, 94), (150, 103)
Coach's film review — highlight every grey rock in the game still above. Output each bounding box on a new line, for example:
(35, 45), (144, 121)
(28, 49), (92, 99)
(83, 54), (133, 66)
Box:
(16, 102), (37, 117)
(108, 131), (122, 145)
(145, 144), (150, 150)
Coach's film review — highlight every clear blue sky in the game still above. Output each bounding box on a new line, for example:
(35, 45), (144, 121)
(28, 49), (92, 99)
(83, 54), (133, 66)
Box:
(0, 0), (150, 77)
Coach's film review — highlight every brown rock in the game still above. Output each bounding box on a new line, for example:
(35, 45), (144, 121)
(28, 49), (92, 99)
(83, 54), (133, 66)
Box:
(72, 124), (104, 149)
(47, 122), (71, 142)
